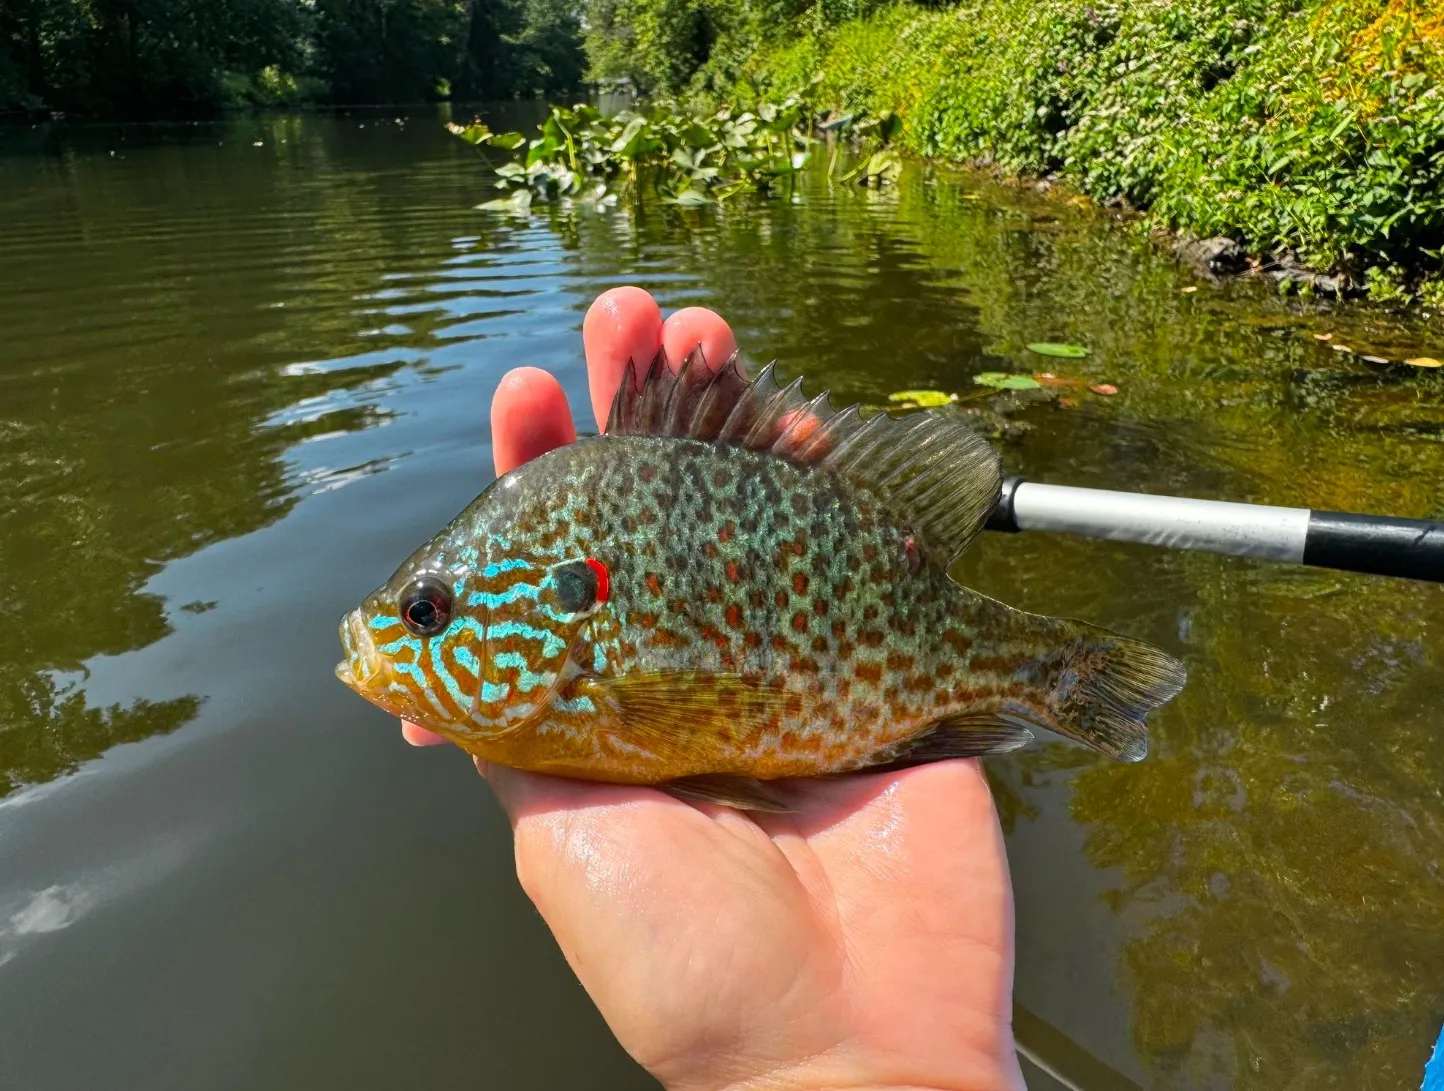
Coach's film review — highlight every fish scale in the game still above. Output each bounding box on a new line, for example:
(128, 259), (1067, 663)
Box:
(337, 352), (1187, 810)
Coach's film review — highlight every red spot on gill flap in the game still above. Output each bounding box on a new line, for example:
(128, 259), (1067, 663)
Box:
(585, 557), (610, 604)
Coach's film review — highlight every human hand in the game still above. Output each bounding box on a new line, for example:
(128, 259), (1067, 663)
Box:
(402, 287), (1025, 1091)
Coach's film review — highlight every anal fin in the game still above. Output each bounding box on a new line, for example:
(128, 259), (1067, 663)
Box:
(864, 712), (1033, 773)
(660, 774), (794, 812)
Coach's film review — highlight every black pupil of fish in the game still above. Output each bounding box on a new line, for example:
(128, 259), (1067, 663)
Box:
(401, 580), (451, 636)
(553, 562), (597, 615)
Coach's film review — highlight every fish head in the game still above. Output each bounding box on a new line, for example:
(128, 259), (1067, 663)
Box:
(336, 536), (610, 737)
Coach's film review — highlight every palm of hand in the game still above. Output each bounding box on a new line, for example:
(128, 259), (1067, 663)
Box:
(401, 288), (1023, 1091)
(493, 762), (1020, 1091)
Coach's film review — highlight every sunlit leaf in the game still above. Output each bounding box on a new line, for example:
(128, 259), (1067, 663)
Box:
(974, 372), (1042, 390)
(491, 131), (526, 150)
(447, 122), (493, 145)
(887, 389), (955, 406)
(1405, 357), (1442, 368)
(1090, 383), (1119, 395)
(1026, 342), (1090, 358)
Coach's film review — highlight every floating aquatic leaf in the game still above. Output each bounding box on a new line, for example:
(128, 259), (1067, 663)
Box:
(1180, 286), (1198, 293)
(887, 389), (955, 407)
(1361, 355), (1390, 365)
(1313, 332), (1334, 341)
(491, 131), (526, 150)
(1026, 342), (1090, 358)
(1330, 343), (1353, 353)
(476, 189), (533, 213)
(1089, 383), (1118, 396)
(667, 188), (713, 207)
(974, 372), (1042, 391)
(1405, 357), (1442, 368)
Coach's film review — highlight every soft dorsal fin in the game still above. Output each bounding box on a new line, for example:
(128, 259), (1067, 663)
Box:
(605, 349), (1002, 564)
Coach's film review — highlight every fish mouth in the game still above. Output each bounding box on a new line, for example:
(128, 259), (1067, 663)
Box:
(336, 608), (384, 692)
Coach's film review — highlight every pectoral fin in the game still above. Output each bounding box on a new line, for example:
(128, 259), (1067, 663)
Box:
(582, 671), (792, 757)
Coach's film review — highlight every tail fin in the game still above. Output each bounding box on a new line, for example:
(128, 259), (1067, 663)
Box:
(1041, 622), (1187, 762)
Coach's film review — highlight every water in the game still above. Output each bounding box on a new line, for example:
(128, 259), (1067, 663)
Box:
(1, 106), (1441, 1091)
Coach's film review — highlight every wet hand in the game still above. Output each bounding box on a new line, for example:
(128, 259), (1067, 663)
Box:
(400, 287), (1024, 1091)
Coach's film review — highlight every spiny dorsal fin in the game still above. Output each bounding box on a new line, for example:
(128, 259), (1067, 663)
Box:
(605, 349), (1002, 564)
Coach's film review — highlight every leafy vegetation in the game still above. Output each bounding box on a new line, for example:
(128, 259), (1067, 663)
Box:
(447, 92), (901, 207)
(585, 0), (1444, 299)
(0, 0), (585, 116)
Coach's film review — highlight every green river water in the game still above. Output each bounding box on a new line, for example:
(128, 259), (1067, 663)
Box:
(1, 105), (1441, 1090)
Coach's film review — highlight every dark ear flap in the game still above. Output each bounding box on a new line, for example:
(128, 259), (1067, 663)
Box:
(549, 560), (599, 615)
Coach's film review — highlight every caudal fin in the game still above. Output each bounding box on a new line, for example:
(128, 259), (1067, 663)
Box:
(1042, 622), (1187, 762)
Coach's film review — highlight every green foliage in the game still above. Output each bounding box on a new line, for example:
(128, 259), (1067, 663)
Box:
(1, 0), (586, 116)
(711, 0), (1444, 296)
(450, 94), (829, 206)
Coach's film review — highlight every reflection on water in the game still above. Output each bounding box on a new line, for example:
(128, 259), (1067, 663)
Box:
(0, 108), (1440, 1090)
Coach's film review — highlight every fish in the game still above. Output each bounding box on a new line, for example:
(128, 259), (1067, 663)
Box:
(336, 351), (1187, 810)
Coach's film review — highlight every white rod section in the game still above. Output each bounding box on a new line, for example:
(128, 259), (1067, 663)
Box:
(1010, 482), (1312, 562)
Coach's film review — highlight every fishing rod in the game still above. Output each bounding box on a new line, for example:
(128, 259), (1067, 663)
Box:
(984, 477), (1444, 584)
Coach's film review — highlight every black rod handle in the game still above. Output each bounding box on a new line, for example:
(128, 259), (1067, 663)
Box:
(1304, 510), (1444, 583)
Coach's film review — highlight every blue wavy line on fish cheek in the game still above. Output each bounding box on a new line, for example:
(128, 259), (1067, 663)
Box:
(488, 620), (566, 658)
(429, 632), (466, 708)
(482, 557), (533, 579)
(392, 658), (450, 717)
(370, 614), (401, 631)
(467, 583), (540, 610)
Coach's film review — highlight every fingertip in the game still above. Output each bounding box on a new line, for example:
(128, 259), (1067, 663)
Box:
(583, 287), (662, 430)
(491, 367), (577, 475)
(661, 307), (739, 376)
(402, 721), (449, 746)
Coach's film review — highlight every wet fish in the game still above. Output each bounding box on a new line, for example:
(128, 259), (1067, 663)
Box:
(336, 353), (1186, 810)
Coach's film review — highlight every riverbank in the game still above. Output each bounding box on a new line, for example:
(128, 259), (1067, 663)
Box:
(669, 0), (1444, 304)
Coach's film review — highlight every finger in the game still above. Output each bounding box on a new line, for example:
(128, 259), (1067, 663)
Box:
(402, 721), (449, 746)
(661, 306), (738, 377)
(491, 367), (577, 476)
(474, 755), (659, 823)
(582, 286), (662, 430)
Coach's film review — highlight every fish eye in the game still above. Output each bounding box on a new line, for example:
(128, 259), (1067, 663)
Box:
(400, 576), (452, 636)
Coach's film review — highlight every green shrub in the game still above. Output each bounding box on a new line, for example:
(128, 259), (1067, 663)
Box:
(713, 0), (1444, 293)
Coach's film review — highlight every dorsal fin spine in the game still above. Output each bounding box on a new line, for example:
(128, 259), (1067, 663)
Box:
(603, 351), (1002, 565)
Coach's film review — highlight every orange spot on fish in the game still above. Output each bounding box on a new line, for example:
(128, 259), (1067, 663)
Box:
(646, 573), (662, 596)
(725, 604), (742, 628)
(792, 573), (809, 594)
(791, 612), (809, 633)
(725, 561), (741, 582)
(855, 663), (883, 684)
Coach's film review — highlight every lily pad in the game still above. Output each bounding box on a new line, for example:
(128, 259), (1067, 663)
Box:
(888, 389), (955, 407)
(1026, 342), (1090, 359)
(974, 372), (1042, 391)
